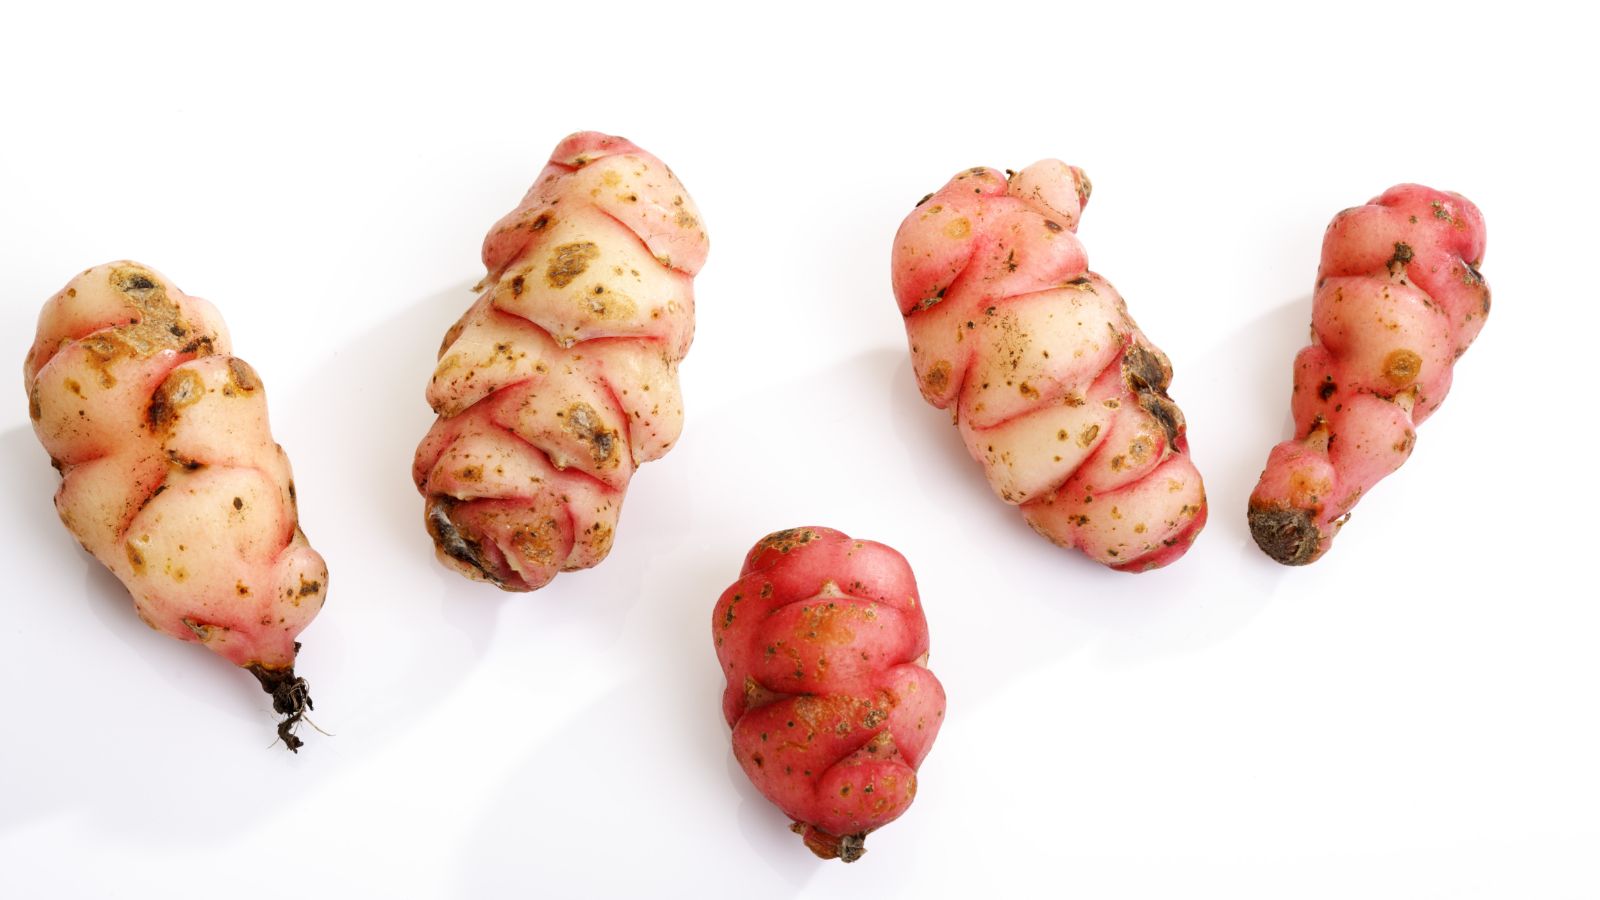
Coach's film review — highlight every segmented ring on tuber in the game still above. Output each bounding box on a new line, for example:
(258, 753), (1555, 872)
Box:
(714, 527), (945, 862)
(414, 131), (708, 591)
(24, 262), (328, 750)
(1248, 185), (1490, 565)
(891, 162), (1207, 571)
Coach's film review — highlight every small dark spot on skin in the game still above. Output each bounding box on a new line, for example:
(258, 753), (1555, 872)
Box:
(297, 579), (321, 598)
(914, 192), (933, 208)
(751, 753), (764, 768)
(1044, 220), (1063, 232)
(288, 481), (296, 501)
(1387, 242), (1415, 271)
(1319, 380), (1337, 401)
(233, 497), (244, 510)
(510, 275), (525, 297)
(117, 273), (157, 293)
(840, 785), (851, 797)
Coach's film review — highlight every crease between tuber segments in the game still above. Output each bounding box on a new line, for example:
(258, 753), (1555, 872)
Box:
(414, 131), (708, 591)
(714, 527), (946, 862)
(1248, 185), (1490, 565)
(24, 262), (328, 751)
(891, 162), (1208, 571)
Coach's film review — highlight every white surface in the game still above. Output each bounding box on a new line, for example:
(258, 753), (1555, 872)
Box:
(1, 2), (1595, 897)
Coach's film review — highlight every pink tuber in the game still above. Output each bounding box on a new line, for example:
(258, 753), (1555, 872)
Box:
(1249, 185), (1490, 564)
(892, 162), (1207, 571)
(714, 527), (945, 862)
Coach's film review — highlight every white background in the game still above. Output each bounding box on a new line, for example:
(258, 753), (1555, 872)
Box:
(2, 2), (1595, 897)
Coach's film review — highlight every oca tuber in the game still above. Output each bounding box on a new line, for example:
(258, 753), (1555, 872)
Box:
(714, 527), (945, 862)
(1248, 185), (1490, 565)
(891, 162), (1207, 571)
(24, 262), (328, 750)
(415, 131), (708, 591)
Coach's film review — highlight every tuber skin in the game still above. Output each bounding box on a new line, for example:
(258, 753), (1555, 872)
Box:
(24, 262), (328, 750)
(1248, 185), (1490, 565)
(891, 162), (1207, 571)
(414, 131), (708, 591)
(714, 527), (945, 862)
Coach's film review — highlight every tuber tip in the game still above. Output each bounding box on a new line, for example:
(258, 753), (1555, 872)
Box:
(791, 822), (868, 863)
(1247, 503), (1326, 566)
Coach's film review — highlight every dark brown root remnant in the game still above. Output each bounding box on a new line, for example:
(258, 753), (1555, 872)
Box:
(247, 658), (313, 752)
(790, 822), (868, 863)
(425, 497), (503, 587)
(1247, 503), (1324, 566)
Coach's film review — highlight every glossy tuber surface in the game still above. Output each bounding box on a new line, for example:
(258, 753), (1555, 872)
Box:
(24, 262), (327, 750)
(714, 527), (945, 862)
(414, 131), (708, 591)
(892, 162), (1207, 571)
(1248, 185), (1490, 565)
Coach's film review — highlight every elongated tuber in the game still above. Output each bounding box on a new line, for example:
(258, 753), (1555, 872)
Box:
(1248, 185), (1490, 564)
(714, 527), (945, 862)
(415, 131), (708, 591)
(891, 162), (1207, 571)
(25, 262), (327, 750)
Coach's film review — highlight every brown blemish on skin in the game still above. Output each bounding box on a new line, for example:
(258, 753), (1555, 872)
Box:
(459, 466), (483, 482)
(923, 360), (951, 394)
(511, 518), (564, 570)
(563, 402), (618, 466)
(125, 543), (145, 573)
(1079, 423), (1100, 447)
(1382, 349), (1422, 387)
(944, 217), (971, 239)
(225, 358), (261, 394)
(79, 267), (214, 392)
(233, 496), (244, 510)
(546, 242), (600, 288)
(296, 578), (321, 598)
(756, 528), (818, 555)
(147, 369), (205, 432)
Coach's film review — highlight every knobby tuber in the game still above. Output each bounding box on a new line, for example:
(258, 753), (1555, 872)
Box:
(1248, 185), (1490, 565)
(891, 162), (1207, 571)
(415, 132), (708, 591)
(25, 262), (327, 750)
(714, 527), (945, 862)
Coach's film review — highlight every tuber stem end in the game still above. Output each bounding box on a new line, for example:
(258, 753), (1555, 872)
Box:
(247, 662), (313, 753)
